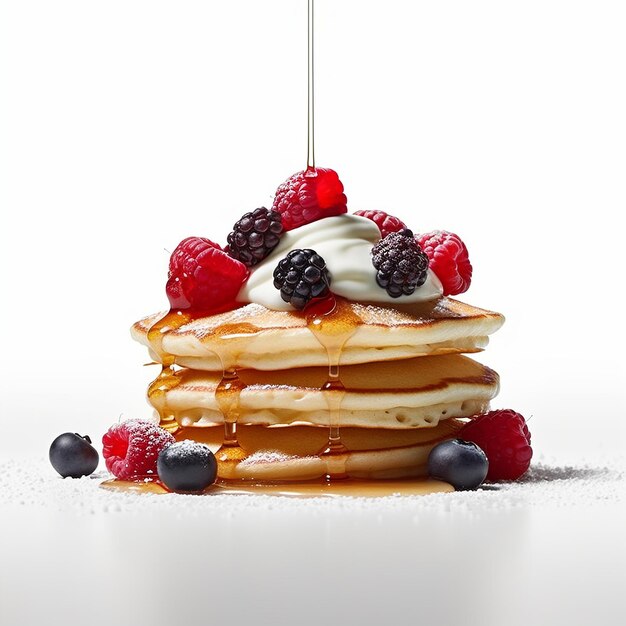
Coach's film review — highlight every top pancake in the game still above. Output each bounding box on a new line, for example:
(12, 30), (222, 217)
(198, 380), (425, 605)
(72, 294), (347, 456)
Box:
(131, 297), (504, 371)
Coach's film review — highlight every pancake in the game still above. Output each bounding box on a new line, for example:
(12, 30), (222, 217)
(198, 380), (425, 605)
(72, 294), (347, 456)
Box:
(148, 354), (499, 429)
(131, 297), (504, 371)
(174, 419), (466, 481)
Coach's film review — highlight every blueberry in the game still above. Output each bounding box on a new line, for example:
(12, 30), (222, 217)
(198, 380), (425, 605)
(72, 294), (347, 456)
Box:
(157, 441), (217, 493)
(427, 439), (488, 490)
(49, 433), (99, 478)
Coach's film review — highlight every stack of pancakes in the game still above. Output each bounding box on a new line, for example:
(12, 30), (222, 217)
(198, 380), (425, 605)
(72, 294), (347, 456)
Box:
(132, 296), (504, 481)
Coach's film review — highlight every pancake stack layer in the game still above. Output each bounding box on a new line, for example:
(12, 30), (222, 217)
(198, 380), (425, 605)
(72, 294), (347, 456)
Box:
(132, 296), (504, 481)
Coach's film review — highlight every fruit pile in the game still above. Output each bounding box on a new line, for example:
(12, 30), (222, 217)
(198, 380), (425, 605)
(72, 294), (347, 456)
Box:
(48, 166), (532, 493)
(50, 420), (218, 493)
(165, 167), (474, 313)
(49, 408), (533, 492)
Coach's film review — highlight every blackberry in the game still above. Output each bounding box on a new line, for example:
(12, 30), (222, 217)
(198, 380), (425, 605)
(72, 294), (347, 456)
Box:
(371, 229), (429, 297)
(227, 207), (284, 267)
(273, 248), (331, 309)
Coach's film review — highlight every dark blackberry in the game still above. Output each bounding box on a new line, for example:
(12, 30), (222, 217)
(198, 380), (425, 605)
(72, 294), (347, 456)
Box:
(371, 229), (429, 297)
(272, 248), (331, 309)
(227, 207), (284, 267)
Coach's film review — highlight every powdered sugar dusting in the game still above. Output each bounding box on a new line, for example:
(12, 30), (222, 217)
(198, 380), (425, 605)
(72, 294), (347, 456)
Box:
(239, 450), (300, 466)
(182, 304), (268, 338)
(168, 439), (211, 459)
(353, 302), (420, 325)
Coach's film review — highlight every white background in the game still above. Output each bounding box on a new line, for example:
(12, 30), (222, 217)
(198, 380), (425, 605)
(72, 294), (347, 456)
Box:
(1, 0), (625, 456)
(1, 2), (625, 625)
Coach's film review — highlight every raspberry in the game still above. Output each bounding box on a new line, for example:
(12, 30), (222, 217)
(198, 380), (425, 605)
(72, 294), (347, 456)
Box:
(353, 210), (407, 239)
(227, 207), (284, 267)
(272, 168), (348, 231)
(460, 409), (533, 481)
(272, 248), (331, 309)
(166, 237), (249, 312)
(416, 230), (472, 296)
(102, 419), (175, 480)
(371, 230), (429, 297)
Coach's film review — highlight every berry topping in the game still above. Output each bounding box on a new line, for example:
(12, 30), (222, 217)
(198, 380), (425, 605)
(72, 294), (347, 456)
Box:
(49, 433), (99, 478)
(460, 409), (533, 481)
(371, 229), (429, 297)
(102, 419), (175, 480)
(166, 237), (249, 312)
(427, 439), (489, 490)
(273, 248), (331, 309)
(227, 207), (284, 267)
(353, 210), (407, 239)
(157, 440), (218, 492)
(272, 168), (347, 231)
(416, 230), (472, 296)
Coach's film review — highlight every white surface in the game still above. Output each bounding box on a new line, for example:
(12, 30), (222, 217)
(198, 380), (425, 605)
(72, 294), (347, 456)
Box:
(1, 1), (625, 625)
(1, 455), (624, 626)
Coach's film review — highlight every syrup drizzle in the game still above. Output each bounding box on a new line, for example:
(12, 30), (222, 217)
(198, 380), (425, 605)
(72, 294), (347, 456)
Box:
(209, 322), (261, 480)
(307, 0), (315, 171)
(146, 309), (192, 433)
(305, 297), (361, 479)
(145, 301), (362, 483)
(146, 311), (261, 479)
(213, 368), (248, 479)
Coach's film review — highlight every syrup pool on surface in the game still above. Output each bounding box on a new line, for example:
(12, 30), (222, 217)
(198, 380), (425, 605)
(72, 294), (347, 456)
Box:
(100, 477), (454, 498)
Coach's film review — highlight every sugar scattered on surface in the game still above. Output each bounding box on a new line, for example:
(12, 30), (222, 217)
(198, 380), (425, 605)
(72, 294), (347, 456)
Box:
(1, 453), (623, 518)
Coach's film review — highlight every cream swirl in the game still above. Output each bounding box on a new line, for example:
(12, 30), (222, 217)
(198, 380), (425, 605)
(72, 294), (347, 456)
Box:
(237, 214), (443, 310)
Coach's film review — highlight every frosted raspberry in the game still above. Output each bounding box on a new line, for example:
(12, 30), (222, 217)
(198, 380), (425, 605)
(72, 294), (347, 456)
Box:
(460, 409), (533, 481)
(272, 168), (347, 231)
(166, 236), (249, 312)
(102, 419), (175, 480)
(416, 230), (472, 296)
(353, 210), (407, 238)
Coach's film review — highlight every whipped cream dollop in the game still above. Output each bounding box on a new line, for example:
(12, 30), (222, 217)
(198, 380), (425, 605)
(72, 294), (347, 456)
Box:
(237, 215), (443, 311)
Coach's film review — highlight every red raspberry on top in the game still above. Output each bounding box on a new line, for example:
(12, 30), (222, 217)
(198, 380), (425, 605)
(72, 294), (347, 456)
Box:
(272, 167), (347, 231)
(102, 419), (175, 480)
(166, 237), (249, 313)
(460, 409), (532, 481)
(416, 230), (472, 296)
(353, 210), (407, 239)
